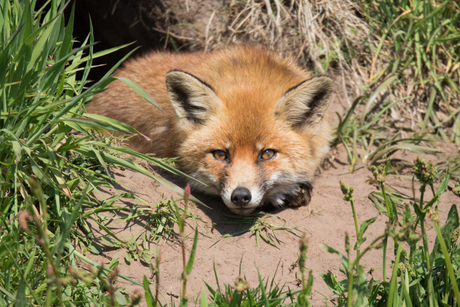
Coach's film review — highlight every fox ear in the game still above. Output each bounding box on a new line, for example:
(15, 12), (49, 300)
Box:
(276, 76), (333, 130)
(166, 70), (221, 131)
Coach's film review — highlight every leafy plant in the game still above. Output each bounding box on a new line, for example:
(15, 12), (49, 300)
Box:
(323, 158), (460, 306)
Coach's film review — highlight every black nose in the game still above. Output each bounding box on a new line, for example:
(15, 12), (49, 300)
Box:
(231, 187), (252, 206)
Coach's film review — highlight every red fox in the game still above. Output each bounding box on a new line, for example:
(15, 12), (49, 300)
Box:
(88, 46), (333, 215)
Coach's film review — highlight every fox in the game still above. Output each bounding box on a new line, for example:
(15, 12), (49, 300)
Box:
(88, 46), (333, 215)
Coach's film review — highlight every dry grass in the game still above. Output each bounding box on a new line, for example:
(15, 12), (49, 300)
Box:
(190, 0), (372, 102)
(158, 0), (459, 141)
(160, 0), (373, 101)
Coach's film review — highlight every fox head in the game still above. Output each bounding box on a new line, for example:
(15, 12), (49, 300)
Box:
(166, 70), (332, 215)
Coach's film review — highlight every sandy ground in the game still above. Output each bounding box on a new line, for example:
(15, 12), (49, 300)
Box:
(82, 77), (460, 306)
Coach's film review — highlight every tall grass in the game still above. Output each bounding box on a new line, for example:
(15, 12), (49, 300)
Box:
(337, 0), (460, 171)
(363, 0), (460, 138)
(0, 0), (193, 305)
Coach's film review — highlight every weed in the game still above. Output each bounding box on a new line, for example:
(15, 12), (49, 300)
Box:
(211, 212), (303, 248)
(323, 158), (460, 306)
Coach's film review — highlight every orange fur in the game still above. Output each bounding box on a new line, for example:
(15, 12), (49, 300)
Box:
(88, 46), (333, 215)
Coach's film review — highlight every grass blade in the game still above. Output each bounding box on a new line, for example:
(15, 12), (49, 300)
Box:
(117, 77), (164, 112)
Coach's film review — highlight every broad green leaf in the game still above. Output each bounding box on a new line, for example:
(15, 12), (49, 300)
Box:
(15, 278), (27, 307)
(108, 257), (119, 270)
(430, 205), (459, 261)
(200, 289), (209, 307)
(436, 169), (450, 198)
(358, 217), (377, 243)
(83, 112), (140, 135)
(185, 228), (199, 274)
(320, 244), (343, 256)
(320, 271), (345, 296)
(143, 276), (155, 307)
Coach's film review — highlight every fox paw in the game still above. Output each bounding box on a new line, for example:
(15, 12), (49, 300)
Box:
(287, 184), (312, 207)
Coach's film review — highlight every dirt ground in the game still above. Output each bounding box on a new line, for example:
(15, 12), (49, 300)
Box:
(84, 77), (459, 306)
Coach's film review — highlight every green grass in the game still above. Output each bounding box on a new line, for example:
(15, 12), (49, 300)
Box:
(328, 3), (460, 303)
(336, 0), (460, 175)
(363, 0), (460, 139)
(0, 0), (195, 305)
(323, 160), (460, 307)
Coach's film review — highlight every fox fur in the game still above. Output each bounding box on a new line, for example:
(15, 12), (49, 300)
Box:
(88, 46), (333, 215)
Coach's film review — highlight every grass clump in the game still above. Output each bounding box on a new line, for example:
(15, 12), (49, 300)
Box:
(323, 158), (460, 306)
(335, 0), (460, 173)
(119, 196), (206, 264)
(363, 0), (460, 140)
(211, 212), (303, 249)
(0, 0), (192, 305)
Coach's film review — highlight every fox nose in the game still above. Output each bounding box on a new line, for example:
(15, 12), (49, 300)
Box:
(231, 187), (252, 206)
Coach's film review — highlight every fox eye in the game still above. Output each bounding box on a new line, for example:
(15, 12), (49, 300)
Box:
(212, 150), (228, 161)
(260, 149), (276, 161)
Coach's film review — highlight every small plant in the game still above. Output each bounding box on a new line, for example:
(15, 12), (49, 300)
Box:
(177, 184), (199, 306)
(322, 180), (383, 306)
(295, 234), (314, 307)
(211, 212), (303, 248)
(323, 159), (460, 306)
(119, 197), (206, 264)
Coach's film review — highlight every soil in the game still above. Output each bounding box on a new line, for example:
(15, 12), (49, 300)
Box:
(83, 76), (459, 306)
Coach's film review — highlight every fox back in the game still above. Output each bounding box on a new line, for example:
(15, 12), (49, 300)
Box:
(88, 46), (333, 215)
